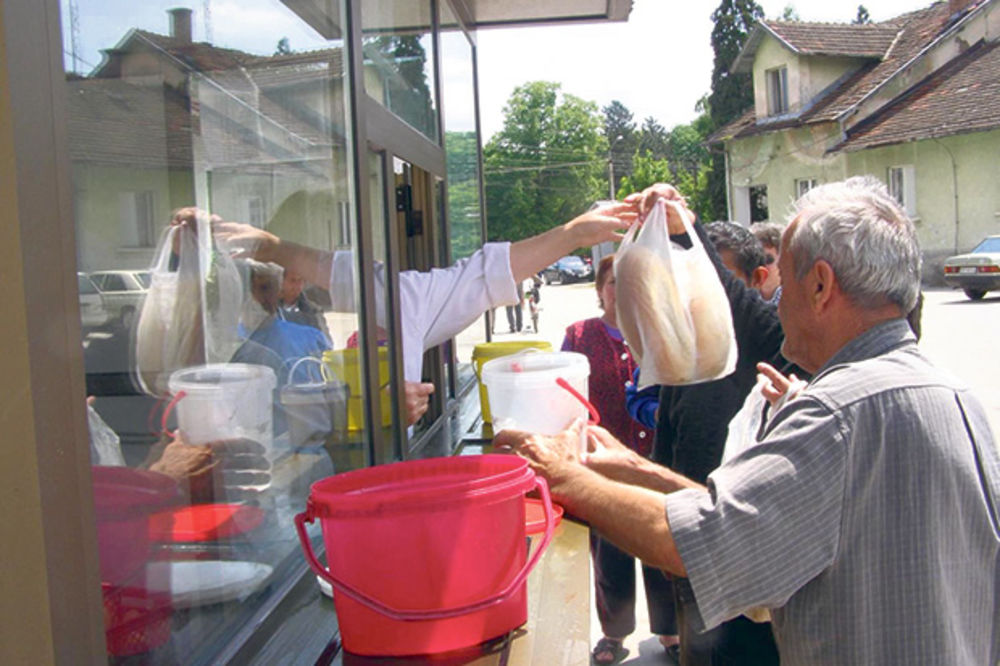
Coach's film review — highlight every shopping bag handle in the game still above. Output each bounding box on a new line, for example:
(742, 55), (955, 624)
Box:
(294, 475), (556, 621)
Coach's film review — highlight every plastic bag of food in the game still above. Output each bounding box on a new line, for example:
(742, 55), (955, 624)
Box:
(134, 217), (243, 396)
(614, 199), (736, 386)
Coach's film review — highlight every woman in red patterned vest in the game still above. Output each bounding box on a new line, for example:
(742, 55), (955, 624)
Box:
(561, 254), (679, 665)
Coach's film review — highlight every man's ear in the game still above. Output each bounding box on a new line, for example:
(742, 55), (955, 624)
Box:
(810, 260), (837, 312)
(750, 265), (769, 292)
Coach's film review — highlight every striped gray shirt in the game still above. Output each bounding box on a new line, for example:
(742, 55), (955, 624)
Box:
(666, 319), (1000, 665)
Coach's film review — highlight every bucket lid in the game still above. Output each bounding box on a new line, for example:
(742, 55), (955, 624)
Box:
(168, 363), (277, 394)
(148, 503), (265, 542)
(472, 340), (552, 360)
(525, 497), (563, 534)
(481, 350), (590, 388)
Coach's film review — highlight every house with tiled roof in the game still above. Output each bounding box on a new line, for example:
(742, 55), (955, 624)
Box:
(711, 0), (1000, 278)
(72, 9), (358, 272)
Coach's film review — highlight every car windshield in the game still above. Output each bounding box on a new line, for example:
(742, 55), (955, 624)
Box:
(972, 237), (1000, 253)
(77, 274), (98, 295)
(559, 256), (585, 267)
(135, 271), (152, 289)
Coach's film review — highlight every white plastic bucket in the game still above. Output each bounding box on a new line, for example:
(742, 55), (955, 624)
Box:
(279, 357), (349, 451)
(481, 351), (593, 435)
(167, 363), (277, 455)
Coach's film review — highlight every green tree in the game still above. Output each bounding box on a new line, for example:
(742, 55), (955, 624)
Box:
(637, 117), (670, 161)
(365, 35), (435, 138)
(780, 5), (800, 20)
(707, 0), (764, 220)
(484, 82), (606, 243)
(445, 131), (482, 259)
(603, 100), (638, 195)
(275, 37), (291, 55)
(854, 5), (871, 24)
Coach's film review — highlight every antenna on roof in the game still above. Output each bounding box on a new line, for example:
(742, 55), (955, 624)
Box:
(203, 0), (214, 43)
(68, 0), (81, 73)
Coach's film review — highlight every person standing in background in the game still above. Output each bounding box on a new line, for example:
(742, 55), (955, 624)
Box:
(505, 280), (524, 333)
(562, 254), (678, 665)
(278, 268), (332, 341)
(749, 221), (785, 303)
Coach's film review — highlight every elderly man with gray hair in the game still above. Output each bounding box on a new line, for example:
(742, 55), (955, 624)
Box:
(497, 177), (999, 665)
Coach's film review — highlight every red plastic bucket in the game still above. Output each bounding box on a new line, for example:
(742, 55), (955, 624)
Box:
(294, 455), (555, 656)
(91, 466), (179, 655)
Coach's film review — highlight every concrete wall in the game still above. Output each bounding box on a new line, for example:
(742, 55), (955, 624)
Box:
(752, 37), (860, 119)
(845, 129), (1000, 279)
(72, 164), (194, 271)
(725, 122), (846, 225)
(752, 37), (798, 118)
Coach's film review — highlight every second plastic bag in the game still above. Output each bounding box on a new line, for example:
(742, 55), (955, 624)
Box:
(614, 199), (736, 386)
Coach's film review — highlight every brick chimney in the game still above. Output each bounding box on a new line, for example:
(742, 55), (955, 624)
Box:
(168, 8), (193, 43)
(949, 0), (975, 16)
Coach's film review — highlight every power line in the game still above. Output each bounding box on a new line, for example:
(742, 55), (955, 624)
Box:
(484, 159), (604, 175)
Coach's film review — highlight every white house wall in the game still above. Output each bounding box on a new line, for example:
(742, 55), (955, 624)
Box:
(845, 129), (1000, 275)
(752, 38), (800, 119)
(725, 123), (846, 225)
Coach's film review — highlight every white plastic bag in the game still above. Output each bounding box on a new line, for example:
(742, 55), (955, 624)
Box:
(614, 199), (737, 386)
(134, 218), (243, 396)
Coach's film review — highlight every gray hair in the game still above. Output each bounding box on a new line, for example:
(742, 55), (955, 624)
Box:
(787, 176), (921, 313)
(749, 221), (784, 252)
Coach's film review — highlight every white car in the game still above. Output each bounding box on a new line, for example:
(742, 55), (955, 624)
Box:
(77, 272), (110, 328)
(87, 270), (151, 326)
(942, 235), (1000, 300)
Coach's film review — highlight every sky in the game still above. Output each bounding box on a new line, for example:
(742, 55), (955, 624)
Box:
(476, 0), (925, 141)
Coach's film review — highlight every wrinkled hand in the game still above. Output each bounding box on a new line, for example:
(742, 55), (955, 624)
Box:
(146, 433), (269, 503)
(212, 220), (281, 263)
(403, 381), (435, 425)
(564, 202), (636, 246)
(624, 183), (684, 217)
(493, 419), (587, 494)
(582, 425), (644, 482)
(170, 207), (222, 253)
(757, 362), (806, 409)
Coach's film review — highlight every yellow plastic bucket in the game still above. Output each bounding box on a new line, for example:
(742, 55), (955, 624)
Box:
(472, 341), (553, 423)
(322, 348), (392, 431)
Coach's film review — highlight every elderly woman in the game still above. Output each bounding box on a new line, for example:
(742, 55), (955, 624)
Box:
(560, 254), (678, 665)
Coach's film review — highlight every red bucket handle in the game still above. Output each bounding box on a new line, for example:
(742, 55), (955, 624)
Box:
(555, 377), (600, 426)
(160, 389), (187, 437)
(294, 475), (556, 621)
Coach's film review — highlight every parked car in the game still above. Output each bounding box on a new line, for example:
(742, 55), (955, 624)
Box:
(541, 255), (594, 284)
(942, 235), (1000, 300)
(77, 272), (110, 329)
(88, 269), (151, 326)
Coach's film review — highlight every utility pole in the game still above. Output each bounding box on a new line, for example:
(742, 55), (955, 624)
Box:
(608, 134), (623, 200)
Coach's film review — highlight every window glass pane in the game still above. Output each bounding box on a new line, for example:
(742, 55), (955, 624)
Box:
(64, 1), (358, 660)
(362, 0), (438, 142)
(750, 184), (769, 222)
(440, 5), (481, 260)
(439, 3), (484, 382)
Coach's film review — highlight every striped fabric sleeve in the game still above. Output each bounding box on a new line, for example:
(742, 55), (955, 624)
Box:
(665, 395), (847, 630)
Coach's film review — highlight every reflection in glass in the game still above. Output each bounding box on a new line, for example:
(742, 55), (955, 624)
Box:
(362, 0), (438, 142)
(438, 5), (485, 381)
(66, 1), (355, 660)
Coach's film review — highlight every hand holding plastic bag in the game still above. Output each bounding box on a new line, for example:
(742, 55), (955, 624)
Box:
(614, 199), (736, 386)
(134, 211), (243, 396)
